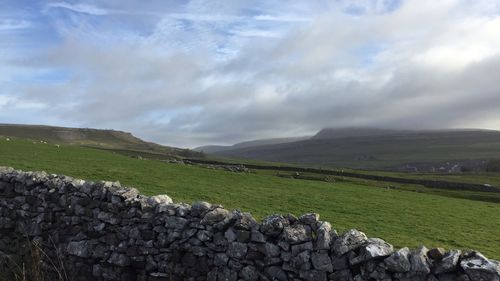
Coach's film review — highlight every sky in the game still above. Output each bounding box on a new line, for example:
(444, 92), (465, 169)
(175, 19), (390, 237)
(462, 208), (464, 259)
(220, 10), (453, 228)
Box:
(1, 0), (500, 148)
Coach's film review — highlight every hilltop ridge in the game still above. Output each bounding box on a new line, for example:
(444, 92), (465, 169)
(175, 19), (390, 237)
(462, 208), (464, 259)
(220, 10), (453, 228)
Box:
(0, 123), (201, 159)
(202, 127), (500, 171)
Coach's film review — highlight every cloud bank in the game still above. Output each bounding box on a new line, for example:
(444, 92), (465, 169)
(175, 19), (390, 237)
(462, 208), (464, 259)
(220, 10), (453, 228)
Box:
(1, 0), (500, 147)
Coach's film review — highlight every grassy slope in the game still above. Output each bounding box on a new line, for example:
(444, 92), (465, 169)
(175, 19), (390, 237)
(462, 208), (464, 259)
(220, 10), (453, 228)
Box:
(1, 138), (499, 258)
(0, 124), (200, 158)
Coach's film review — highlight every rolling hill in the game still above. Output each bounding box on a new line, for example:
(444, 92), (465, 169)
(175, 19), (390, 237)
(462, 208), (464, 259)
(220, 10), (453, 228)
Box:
(208, 128), (500, 170)
(0, 124), (201, 159)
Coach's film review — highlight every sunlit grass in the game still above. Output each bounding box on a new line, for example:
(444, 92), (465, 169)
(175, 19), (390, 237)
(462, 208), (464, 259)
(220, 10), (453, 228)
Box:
(1, 138), (499, 258)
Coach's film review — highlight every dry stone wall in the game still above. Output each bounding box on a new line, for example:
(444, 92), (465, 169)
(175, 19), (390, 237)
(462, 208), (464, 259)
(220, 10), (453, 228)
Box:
(0, 167), (499, 281)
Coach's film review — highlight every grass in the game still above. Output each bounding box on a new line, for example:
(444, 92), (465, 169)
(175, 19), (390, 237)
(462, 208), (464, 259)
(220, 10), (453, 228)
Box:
(354, 169), (500, 187)
(258, 170), (500, 204)
(196, 154), (500, 189)
(0, 238), (69, 281)
(1, 138), (500, 258)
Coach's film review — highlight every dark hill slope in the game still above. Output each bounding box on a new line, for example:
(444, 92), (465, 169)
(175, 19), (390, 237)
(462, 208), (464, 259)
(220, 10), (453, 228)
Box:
(194, 136), (310, 153)
(214, 129), (500, 169)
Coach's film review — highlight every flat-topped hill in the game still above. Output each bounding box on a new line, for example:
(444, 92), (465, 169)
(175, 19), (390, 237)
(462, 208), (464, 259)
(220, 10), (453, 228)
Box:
(0, 123), (201, 159)
(210, 128), (500, 170)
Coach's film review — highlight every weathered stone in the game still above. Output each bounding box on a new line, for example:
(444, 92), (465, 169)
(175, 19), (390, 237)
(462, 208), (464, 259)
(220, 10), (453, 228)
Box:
(265, 266), (287, 281)
(291, 242), (314, 256)
(214, 253), (229, 266)
(298, 213), (319, 225)
(196, 230), (211, 242)
(236, 230), (251, 242)
(329, 269), (352, 281)
(332, 255), (350, 270)
(428, 247), (446, 261)
(261, 214), (288, 236)
(191, 201), (211, 217)
(251, 230), (266, 243)
(292, 250), (311, 268)
(301, 270), (327, 281)
(97, 211), (120, 225)
(147, 194), (173, 206)
(217, 268), (238, 281)
(227, 242), (248, 259)
(350, 238), (393, 265)
(278, 240), (290, 252)
(240, 265), (259, 281)
(282, 224), (311, 244)
(234, 211), (258, 230)
(311, 251), (333, 272)
(442, 273), (468, 281)
(213, 216), (236, 231)
(120, 187), (139, 201)
(332, 229), (367, 256)
(67, 240), (91, 258)
(265, 242), (281, 257)
(435, 250), (461, 274)
(175, 203), (190, 217)
(314, 221), (332, 250)
(411, 246), (431, 274)
(363, 260), (392, 280)
(460, 252), (500, 281)
(201, 208), (229, 225)
(224, 227), (237, 242)
(384, 247), (411, 273)
(108, 252), (130, 267)
(94, 222), (106, 232)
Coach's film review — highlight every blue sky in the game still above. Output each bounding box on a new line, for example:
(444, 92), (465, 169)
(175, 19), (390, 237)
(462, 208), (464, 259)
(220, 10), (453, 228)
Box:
(1, 0), (500, 147)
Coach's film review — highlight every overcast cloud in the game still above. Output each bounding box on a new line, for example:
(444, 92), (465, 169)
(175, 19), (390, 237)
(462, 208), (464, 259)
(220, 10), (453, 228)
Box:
(1, 0), (500, 147)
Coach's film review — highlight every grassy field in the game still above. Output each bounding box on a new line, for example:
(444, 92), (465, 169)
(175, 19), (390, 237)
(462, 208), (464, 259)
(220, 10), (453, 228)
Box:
(254, 170), (500, 204)
(355, 169), (500, 187)
(1, 138), (500, 258)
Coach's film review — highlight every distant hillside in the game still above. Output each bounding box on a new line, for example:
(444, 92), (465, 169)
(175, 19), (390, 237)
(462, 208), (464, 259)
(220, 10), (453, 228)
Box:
(211, 128), (500, 170)
(312, 127), (412, 139)
(0, 124), (201, 159)
(194, 136), (310, 153)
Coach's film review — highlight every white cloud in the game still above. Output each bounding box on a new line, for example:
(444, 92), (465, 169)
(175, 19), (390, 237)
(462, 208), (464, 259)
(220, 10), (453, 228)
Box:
(0, 19), (31, 30)
(0, 96), (11, 107)
(253, 14), (311, 23)
(230, 28), (279, 38)
(46, 2), (109, 16)
(4, 0), (500, 147)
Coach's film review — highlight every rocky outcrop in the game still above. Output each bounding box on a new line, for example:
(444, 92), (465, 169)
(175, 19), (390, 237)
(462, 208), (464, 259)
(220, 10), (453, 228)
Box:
(0, 166), (498, 281)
